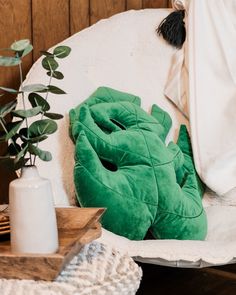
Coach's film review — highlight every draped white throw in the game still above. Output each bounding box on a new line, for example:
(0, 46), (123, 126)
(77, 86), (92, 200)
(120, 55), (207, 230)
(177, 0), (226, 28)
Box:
(166, 0), (236, 202)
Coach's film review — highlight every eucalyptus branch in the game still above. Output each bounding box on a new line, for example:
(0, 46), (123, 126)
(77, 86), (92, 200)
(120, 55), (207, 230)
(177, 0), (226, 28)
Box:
(0, 117), (19, 153)
(0, 39), (71, 171)
(18, 57), (32, 165)
(33, 70), (53, 165)
(41, 66), (53, 116)
(44, 63), (54, 102)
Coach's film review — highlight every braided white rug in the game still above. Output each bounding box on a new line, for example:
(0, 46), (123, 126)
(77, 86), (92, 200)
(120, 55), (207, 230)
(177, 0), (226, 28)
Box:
(0, 242), (142, 295)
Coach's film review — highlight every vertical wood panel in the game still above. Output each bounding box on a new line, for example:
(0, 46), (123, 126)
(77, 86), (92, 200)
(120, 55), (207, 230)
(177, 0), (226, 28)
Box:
(168, 0), (173, 8)
(32, 0), (70, 61)
(70, 0), (90, 34)
(127, 0), (142, 10)
(0, 0), (32, 203)
(143, 0), (168, 8)
(90, 0), (126, 25)
(0, 0), (32, 92)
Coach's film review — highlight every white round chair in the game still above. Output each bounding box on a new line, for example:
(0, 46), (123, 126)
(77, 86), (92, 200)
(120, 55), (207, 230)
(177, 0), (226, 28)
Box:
(21, 9), (236, 268)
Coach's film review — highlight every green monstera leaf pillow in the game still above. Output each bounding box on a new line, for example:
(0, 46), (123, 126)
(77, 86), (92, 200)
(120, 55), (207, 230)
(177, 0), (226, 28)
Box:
(69, 87), (207, 240)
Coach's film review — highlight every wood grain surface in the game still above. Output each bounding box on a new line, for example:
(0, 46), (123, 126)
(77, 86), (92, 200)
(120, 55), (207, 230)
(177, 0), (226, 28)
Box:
(127, 0), (143, 10)
(0, 0), (32, 89)
(32, 0), (70, 61)
(0, 207), (104, 281)
(143, 0), (169, 8)
(90, 0), (126, 25)
(70, 0), (90, 34)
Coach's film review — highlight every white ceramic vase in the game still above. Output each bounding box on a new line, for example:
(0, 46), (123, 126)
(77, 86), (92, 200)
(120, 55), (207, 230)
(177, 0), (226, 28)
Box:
(9, 165), (59, 254)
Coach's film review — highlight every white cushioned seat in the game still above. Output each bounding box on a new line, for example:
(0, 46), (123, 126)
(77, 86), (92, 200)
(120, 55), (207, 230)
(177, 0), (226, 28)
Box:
(20, 9), (236, 268)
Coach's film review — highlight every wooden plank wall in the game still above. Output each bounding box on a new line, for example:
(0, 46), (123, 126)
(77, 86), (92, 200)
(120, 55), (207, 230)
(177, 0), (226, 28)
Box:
(1, 0), (171, 62)
(0, 0), (171, 202)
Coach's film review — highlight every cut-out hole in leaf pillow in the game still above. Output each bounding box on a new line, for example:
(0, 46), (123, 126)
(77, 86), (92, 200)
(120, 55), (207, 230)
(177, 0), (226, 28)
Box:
(70, 87), (207, 241)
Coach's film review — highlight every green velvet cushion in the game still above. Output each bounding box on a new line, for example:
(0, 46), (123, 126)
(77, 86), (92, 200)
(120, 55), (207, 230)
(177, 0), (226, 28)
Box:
(69, 87), (207, 240)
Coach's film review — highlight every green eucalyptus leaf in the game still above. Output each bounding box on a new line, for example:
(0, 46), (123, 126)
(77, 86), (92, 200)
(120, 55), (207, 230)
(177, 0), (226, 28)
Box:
(14, 157), (29, 170)
(10, 39), (30, 52)
(12, 106), (42, 118)
(47, 85), (66, 94)
(0, 56), (21, 67)
(28, 92), (50, 111)
(0, 100), (17, 118)
(46, 71), (64, 80)
(28, 119), (57, 137)
(0, 87), (21, 94)
(21, 44), (33, 57)
(14, 144), (28, 163)
(44, 112), (63, 120)
(29, 134), (48, 143)
(40, 51), (54, 57)
(19, 127), (48, 143)
(5, 120), (23, 141)
(22, 84), (48, 92)
(42, 56), (58, 71)
(53, 46), (71, 58)
(28, 144), (52, 161)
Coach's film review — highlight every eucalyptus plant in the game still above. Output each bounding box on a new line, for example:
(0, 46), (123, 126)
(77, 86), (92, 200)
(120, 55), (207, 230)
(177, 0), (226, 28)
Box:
(0, 39), (71, 170)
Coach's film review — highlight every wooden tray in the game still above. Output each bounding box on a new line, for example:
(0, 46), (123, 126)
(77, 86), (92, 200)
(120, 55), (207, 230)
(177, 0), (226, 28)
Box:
(0, 207), (105, 281)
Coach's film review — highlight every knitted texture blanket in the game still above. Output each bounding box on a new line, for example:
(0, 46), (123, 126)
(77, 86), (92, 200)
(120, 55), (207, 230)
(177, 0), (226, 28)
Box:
(0, 242), (142, 295)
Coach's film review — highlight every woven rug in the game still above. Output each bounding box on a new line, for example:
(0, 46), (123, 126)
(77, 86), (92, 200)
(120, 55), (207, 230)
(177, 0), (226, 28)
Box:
(0, 242), (142, 295)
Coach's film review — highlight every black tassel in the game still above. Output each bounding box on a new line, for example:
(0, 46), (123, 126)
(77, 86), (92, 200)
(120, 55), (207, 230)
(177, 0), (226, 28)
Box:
(156, 10), (186, 49)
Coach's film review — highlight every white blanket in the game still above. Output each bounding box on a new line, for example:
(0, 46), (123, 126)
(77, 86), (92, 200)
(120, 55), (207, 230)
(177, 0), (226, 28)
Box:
(0, 242), (141, 295)
(166, 0), (236, 202)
